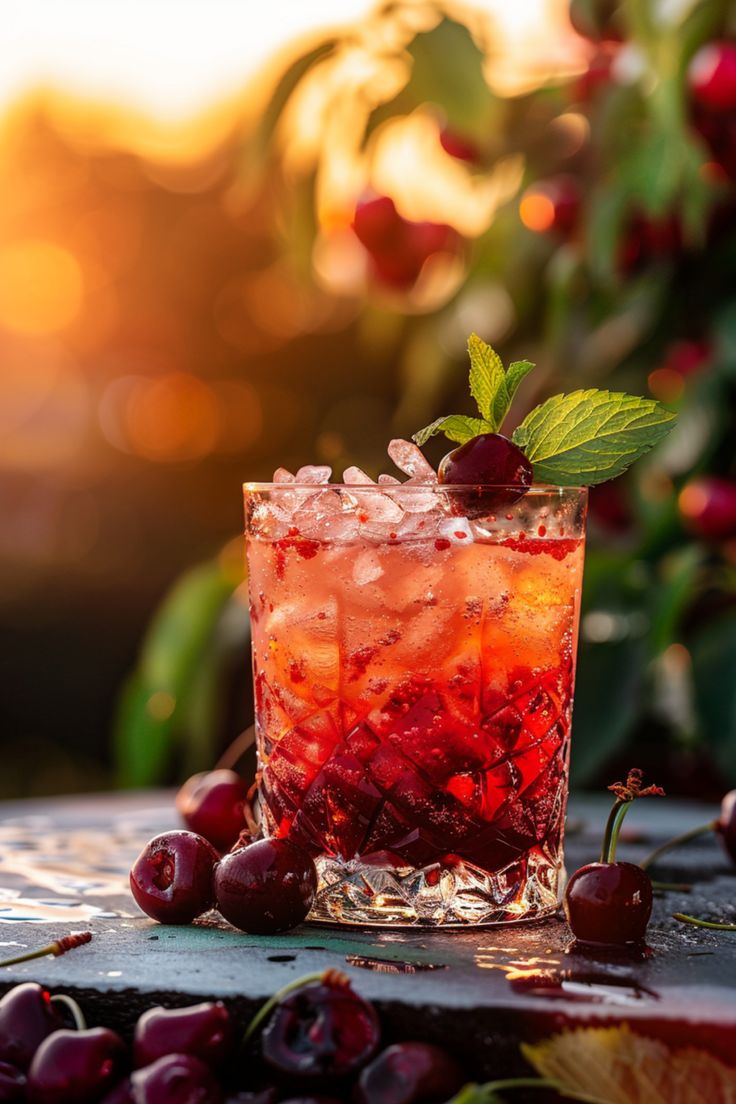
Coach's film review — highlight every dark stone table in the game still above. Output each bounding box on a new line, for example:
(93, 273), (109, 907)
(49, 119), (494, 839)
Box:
(1, 792), (735, 1078)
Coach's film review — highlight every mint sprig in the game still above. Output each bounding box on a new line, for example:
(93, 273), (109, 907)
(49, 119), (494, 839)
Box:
(412, 334), (676, 486)
(413, 335), (533, 446)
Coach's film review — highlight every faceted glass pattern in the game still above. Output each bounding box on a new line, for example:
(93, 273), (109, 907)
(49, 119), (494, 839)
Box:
(244, 483), (586, 926)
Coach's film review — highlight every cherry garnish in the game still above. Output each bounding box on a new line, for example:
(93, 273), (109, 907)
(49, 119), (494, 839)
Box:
(0, 1061), (26, 1102)
(437, 432), (533, 514)
(27, 1028), (126, 1104)
(214, 839), (317, 934)
(564, 768), (663, 946)
(0, 983), (63, 1070)
(260, 975), (380, 1080)
(134, 1002), (234, 1069)
(130, 831), (219, 925)
(355, 1042), (464, 1104)
(176, 770), (249, 853)
(130, 1053), (222, 1104)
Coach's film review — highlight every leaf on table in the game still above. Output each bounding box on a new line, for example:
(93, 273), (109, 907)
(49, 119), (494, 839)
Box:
(522, 1024), (736, 1104)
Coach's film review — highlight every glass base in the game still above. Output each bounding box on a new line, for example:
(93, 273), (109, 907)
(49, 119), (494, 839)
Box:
(308, 848), (564, 927)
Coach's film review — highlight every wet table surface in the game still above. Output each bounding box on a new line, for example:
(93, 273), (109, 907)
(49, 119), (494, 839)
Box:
(1, 791), (735, 1074)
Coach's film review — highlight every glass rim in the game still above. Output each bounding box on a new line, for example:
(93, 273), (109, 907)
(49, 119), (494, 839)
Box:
(243, 481), (587, 494)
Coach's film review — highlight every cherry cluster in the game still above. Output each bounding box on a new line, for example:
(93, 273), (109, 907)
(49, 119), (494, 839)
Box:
(128, 767), (316, 936)
(0, 972), (470, 1104)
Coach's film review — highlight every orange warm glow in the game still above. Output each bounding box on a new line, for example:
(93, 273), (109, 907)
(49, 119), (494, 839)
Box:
(0, 240), (84, 335)
(519, 193), (556, 233)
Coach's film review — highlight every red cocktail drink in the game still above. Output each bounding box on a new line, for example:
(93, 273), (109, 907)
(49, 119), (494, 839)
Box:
(244, 478), (586, 925)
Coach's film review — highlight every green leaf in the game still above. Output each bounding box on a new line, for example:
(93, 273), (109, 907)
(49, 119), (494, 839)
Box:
(511, 389), (676, 485)
(504, 359), (535, 407)
(467, 333), (506, 428)
(412, 414), (488, 447)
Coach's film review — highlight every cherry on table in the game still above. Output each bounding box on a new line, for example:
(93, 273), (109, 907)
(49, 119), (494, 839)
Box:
(356, 1042), (464, 1104)
(261, 976), (380, 1080)
(214, 839), (317, 935)
(176, 770), (249, 853)
(0, 1061), (26, 1102)
(27, 1027), (126, 1104)
(130, 830), (219, 925)
(130, 1053), (222, 1104)
(565, 861), (653, 945)
(564, 768), (662, 947)
(134, 1002), (234, 1070)
(0, 983), (63, 1071)
(718, 790), (736, 863)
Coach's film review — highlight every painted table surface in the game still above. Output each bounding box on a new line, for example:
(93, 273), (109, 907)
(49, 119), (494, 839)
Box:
(0, 791), (735, 1073)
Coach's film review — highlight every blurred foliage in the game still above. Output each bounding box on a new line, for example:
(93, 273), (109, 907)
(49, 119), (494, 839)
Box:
(30, 0), (731, 792)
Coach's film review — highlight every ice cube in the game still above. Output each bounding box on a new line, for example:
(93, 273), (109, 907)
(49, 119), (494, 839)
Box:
(273, 467), (296, 483)
(352, 549), (384, 585)
(296, 465), (332, 483)
(388, 439), (437, 482)
(343, 465), (374, 484)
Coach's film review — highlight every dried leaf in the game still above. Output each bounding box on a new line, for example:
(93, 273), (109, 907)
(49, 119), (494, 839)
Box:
(522, 1025), (736, 1104)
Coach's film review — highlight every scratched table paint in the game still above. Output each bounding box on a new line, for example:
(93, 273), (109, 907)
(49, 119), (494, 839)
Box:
(0, 791), (735, 1077)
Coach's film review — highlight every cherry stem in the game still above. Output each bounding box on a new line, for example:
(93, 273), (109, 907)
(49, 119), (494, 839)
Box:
(0, 931), (92, 969)
(673, 912), (736, 931)
(600, 799), (631, 864)
(639, 820), (717, 871)
(50, 993), (87, 1031)
(241, 969), (345, 1046)
(214, 725), (256, 771)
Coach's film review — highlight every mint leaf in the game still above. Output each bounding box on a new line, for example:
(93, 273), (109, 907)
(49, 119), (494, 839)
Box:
(412, 414), (489, 447)
(504, 359), (535, 406)
(511, 389), (676, 485)
(467, 333), (506, 429)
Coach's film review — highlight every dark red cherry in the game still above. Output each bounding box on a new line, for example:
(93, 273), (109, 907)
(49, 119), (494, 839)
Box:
(130, 1054), (222, 1104)
(130, 831), (219, 925)
(214, 839), (316, 935)
(262, 978), (380, 1079)
(688, 42), (736, 112)
(176, 770), (249, 853)
(564, 861), (653, 945)
(27, 1028), (126, 1104)
(438, 432), (533, 514)
(356, 1042), (464, 1104)
(0, 983), (63, 1071)
(134, 1002), (234, 1069)
(718, 790), (736, 863)
(678, 476), (736, 541)
(0, 1061), (26, 1102)
(352, 194), (459, 290)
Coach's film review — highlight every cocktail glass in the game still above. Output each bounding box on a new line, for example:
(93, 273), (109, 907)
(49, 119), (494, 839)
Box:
(244, 480), (587, 926)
